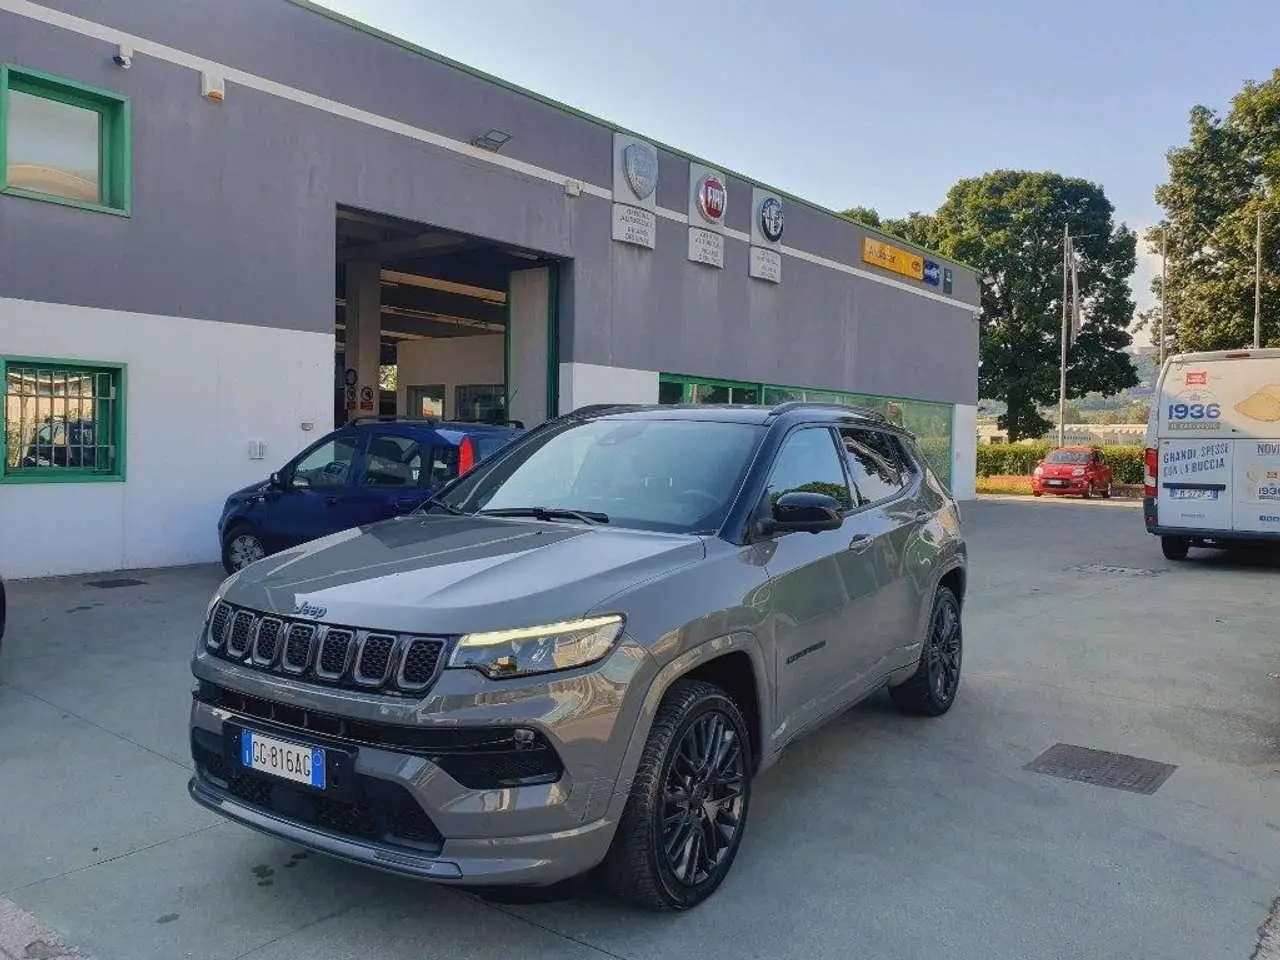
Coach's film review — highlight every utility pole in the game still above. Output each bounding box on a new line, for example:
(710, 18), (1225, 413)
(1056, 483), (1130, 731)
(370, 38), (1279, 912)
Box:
(1159, 228), (1168, 365)
(1058, 223), (1069, 447)
(1256, 209), (1263, 349)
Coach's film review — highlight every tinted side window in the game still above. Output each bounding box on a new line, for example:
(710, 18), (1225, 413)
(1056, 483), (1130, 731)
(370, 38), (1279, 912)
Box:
(840, 428), (912, 504)
(764, 427), (854, 510)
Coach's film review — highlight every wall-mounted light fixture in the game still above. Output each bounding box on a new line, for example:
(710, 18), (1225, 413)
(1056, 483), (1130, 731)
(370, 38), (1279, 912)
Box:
(201, 71), (225, 102)
(470, 129), (512, 152)
(113, 43), (133, 69)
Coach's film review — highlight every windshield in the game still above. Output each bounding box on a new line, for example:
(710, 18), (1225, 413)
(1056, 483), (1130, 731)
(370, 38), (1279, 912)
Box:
(1045, 449), (1090, 465)
(442, 417), (765, 534)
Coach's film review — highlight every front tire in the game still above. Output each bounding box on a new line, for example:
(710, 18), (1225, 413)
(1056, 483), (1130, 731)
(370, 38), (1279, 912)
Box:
(1161, 536), (1190, 561)
(1101, 481), (1113, 499)
(221, 525), (266, 574)
(603, 679), (752, 911)
(889, 586), (963, 716)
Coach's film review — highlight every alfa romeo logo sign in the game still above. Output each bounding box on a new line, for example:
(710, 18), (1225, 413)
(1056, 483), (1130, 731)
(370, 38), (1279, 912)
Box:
(758, 196), (784, 243)
(623, 143), (658, 202)
(697, 174), (726, 225)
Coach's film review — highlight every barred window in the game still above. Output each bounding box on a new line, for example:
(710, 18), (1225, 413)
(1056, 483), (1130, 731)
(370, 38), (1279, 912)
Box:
(2, 358), (125, 482)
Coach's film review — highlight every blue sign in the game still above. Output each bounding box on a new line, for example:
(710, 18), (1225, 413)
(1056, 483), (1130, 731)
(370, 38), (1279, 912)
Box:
(922, 260), (941, 286)
(942, 266), (954, 294)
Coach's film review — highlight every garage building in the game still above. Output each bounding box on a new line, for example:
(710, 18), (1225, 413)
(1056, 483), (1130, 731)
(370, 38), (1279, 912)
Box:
(0, 0), (981, 580)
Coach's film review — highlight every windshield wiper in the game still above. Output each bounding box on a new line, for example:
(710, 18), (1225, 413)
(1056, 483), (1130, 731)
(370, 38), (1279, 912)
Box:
(418, 496), (467, 516)
(478, 506), (610, 524)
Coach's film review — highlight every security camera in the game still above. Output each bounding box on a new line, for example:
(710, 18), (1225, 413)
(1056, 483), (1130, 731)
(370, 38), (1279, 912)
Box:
(113, 44), (133, 69)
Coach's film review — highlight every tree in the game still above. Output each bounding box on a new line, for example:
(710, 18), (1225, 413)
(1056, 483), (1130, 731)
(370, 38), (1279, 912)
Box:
(927, 171), (1138, 441)
(881, 212), (939, 249)
(840, 205), (881, 227)
(1150, 69), (1280, 352)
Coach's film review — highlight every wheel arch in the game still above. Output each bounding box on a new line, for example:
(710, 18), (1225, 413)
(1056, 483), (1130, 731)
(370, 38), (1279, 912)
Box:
(613, 634), (771, 797)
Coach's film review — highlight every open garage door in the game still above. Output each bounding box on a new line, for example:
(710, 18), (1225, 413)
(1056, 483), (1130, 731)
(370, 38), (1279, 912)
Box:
(334, 206), (560, 428)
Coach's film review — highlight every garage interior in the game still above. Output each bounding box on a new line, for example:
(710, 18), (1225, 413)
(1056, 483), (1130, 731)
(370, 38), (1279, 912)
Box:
(334, 206), (560, 429)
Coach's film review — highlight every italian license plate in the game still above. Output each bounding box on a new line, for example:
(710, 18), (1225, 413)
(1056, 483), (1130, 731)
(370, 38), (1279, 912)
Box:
(1046, 479), (1067, 487)
(241, 729), (326, 789)
(1170, 488), (1218, 501)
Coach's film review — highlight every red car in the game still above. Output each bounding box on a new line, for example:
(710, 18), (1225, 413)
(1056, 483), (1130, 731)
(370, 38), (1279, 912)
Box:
(1032, 445), (1113, 498)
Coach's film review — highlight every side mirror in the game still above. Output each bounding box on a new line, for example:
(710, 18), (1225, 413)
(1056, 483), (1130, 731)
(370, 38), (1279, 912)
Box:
(269, 472), (284, 489)
(765, 491), (845, 535)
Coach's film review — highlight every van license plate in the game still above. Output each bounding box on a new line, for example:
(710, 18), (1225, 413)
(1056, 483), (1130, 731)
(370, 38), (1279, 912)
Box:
(1170, 488), (1218, 501)
(241, 729), (326, 789)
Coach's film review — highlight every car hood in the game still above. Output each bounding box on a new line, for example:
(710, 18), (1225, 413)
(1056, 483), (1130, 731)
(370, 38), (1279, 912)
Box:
(1040, 463), (1087, 478)
(219, 514), (707, 634)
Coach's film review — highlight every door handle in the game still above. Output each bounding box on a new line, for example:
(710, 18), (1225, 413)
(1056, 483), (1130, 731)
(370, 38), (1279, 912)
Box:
(395, 497), (424, 512)
(325, 496), (340, 506)
(848, 534), (873, 554)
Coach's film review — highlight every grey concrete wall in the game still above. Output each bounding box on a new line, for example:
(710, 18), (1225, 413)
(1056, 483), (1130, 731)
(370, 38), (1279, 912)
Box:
(0, 0), (979, 406)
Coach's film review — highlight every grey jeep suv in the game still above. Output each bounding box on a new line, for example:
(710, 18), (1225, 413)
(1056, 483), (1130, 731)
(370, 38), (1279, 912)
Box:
(189, 402), (966, 910)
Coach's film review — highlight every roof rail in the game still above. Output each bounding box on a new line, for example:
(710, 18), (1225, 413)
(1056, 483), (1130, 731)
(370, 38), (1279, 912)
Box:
(566, 403), (646, 417)
(768, 400), (888, 422)
(346, 414), (439, 426)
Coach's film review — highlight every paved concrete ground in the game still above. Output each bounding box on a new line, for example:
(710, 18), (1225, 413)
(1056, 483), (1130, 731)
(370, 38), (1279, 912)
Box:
(1, 498), (1277, 960)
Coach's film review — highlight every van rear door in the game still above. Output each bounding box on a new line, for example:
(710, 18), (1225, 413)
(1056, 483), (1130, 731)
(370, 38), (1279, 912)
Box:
(1159, 353), (1280, 534)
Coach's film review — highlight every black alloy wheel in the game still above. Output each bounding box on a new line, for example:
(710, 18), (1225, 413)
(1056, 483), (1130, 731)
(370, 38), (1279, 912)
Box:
(889, 585), (963, 716)
(603, 679), (752, 910)
(660, 708), (748, 888)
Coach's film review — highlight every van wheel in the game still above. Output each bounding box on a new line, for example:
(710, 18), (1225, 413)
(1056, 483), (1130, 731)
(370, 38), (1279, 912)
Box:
(1101, 481), (1113, 499)
(602, 679), (752, 911)
(1161, 536), (1190, 561)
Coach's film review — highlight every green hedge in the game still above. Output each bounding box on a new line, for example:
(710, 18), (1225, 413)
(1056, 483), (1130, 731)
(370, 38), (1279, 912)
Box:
(976, 443), (1145, 485)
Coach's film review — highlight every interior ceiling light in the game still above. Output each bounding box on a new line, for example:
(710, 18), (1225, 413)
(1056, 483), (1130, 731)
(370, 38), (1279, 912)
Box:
(470, 129), (512, 152)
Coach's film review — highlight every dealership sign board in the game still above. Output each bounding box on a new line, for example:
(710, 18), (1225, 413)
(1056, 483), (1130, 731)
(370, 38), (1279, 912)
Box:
(611, 133), (658, 249)
(861, 237), (923, 281)
(748, 186), (783, 283)
(687, 163), (726, 268)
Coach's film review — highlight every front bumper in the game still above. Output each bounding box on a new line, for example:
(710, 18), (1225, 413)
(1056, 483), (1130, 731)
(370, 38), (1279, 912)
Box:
(188, 628), (649, 886)
(187, 772), (616, 886)
(1034, 478), (1090, 495)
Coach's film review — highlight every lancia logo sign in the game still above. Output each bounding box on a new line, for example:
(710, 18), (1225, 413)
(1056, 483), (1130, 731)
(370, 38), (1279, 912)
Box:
(697, 174), (726, 224)
(758, 196), (784, 243)
(623, 143), (658, 202)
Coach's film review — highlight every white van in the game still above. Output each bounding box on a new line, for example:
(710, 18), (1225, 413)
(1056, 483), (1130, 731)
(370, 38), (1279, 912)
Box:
(1144, 348), (1280, 560)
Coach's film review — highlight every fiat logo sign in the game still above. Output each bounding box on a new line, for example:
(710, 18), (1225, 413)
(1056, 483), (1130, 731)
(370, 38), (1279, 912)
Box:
(697, 174), (726, 225)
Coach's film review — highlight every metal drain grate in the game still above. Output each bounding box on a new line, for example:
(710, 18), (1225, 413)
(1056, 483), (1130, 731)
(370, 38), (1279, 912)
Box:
(1069, 563), (1164, 578)
(86, 578), (147, 589)
(1024, 743), (1177, 795)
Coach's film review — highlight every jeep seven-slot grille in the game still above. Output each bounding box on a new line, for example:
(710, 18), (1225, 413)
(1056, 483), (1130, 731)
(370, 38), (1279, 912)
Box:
(206, 602), (447, 695)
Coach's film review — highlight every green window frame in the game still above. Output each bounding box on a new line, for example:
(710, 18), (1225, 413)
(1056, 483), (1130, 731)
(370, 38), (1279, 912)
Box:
(0, 64), (132, 215)
(659, 372), (955, 487)
(2, 356), (127, 484)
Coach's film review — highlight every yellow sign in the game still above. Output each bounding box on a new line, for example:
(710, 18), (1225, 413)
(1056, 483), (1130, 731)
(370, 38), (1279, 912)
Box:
(861, 237), (923, 281)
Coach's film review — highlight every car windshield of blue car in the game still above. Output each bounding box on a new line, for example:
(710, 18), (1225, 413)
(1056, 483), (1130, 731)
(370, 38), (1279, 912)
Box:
(448, 418), (764, 534)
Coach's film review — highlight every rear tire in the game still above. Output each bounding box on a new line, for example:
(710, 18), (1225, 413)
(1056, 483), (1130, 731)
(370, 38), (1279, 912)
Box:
(889, 586), (963, 716)
(1101, 481), (1113, 499)
(1161, 536), (1190, 562)
(602, 679), (752, 911)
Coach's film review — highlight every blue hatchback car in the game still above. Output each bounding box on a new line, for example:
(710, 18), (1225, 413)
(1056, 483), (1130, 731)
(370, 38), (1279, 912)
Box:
(218, 417), (522, 573)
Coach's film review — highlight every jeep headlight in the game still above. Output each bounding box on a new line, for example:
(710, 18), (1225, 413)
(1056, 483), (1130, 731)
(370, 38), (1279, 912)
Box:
(448, 615), (625, 679)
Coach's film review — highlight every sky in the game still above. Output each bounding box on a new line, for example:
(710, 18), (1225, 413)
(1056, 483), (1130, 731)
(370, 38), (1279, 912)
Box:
(316, 0), (1277, 324)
